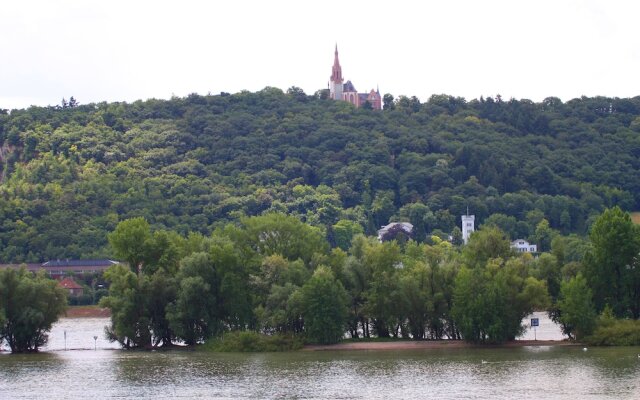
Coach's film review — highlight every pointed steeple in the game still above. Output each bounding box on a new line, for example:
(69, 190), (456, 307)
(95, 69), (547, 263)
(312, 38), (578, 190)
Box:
(330, 44), (343, 84)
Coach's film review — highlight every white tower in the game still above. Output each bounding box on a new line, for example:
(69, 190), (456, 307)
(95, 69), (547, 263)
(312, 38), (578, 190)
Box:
(461, 213), (475, 245)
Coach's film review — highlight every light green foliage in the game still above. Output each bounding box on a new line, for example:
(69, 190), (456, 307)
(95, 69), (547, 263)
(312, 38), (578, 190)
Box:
(332, 219), (364, 250)
(584, 207), (640, 318)
(362, 240), (401, 337)
(234, 213), (329, 265)
(557, 274), (596, 340)
(531, 253), (562, 300)
(453, 241), (550, 343)
(108, 217), (151, 274)
(300, 266), (349, 344)
(462, 226), (513, 268)
(585, 314), (640, 346)
(0, 268), (67, 353)
(251, 255), (309, 334)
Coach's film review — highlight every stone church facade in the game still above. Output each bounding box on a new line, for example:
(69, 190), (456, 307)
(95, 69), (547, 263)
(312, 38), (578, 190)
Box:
(328, 45), (381, 110)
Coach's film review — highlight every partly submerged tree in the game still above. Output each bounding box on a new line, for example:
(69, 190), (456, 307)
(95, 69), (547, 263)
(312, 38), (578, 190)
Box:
(300, 266), (348, 344)
(556, 274), (596, 340)
(583, 207), (640, 318)
(0, 268), (67, 353)
(452, 260), (549, 344)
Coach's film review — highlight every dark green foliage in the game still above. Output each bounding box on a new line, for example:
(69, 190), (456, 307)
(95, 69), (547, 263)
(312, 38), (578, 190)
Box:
(300, 266), (349, 344)
(166, 252), (221, 345)
(556, 274), (597, 340)
(1, 92), (640, 262)
(99, 264), (151, 348)
(452, 229), (549, 343)
(585, 317), (640, 346)
(203, 331), (303, 352)
(0, 268), (67, 352)
(583, 207), (640, 318)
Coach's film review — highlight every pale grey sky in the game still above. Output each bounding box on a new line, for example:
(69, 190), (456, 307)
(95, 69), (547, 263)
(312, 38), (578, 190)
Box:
(1, 0), (639, 110)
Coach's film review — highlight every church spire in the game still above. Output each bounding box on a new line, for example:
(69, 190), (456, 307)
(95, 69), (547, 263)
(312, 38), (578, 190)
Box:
(330, 44), (343, 84)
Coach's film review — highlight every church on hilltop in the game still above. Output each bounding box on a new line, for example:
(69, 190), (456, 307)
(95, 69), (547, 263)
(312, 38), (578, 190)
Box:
(328, 45), (382, 110)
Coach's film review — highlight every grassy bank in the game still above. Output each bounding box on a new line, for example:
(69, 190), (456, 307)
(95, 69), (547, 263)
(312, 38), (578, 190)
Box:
(202, 332), (304, 352)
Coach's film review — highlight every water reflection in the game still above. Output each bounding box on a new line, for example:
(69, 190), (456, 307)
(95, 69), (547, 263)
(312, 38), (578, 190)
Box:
(1, 318), (639, 399)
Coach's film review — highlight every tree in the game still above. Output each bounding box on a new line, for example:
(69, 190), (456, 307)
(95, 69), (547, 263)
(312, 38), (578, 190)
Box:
(462, 226), (512, 268)
(100, 264), (151, 348)
(332, 219), (364, 251)
(300, 266), (348, 344)
(166, 252), (221, 345)
(584, 207), (640, 318)
(108, 217), (152, 275)
(233, 213), (328, 265)
(382, 94), (395, 110)
(531, 219), (557, 252)
(362, 240), (401, 337)
(452, 258), (549, 343)
(0, 268), (67, 353)
(556, 274), (596, 340)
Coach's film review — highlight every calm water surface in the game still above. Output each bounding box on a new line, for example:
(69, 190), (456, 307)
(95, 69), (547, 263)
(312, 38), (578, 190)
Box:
(1, 316), (639, 399)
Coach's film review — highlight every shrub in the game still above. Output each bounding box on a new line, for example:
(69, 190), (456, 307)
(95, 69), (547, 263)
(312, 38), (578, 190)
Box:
(202, 331), (303, 352)
(584, 319), (640, 346)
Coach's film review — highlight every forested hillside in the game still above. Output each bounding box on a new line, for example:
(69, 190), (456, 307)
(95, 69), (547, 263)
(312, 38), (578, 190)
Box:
(1, 89), (639, 262)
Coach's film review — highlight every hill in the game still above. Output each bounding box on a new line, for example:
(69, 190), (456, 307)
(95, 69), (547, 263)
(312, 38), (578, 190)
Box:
(1, 88), (639, 262)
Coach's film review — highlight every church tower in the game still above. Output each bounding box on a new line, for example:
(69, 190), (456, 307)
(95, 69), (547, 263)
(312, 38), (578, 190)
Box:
(461, 212), (475, 245)
(329, 44), (343, 100)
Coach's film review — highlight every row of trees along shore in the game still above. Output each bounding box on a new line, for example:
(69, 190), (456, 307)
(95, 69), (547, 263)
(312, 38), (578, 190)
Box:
(97, 207), (639, 349)
(1, 206), (638, 352)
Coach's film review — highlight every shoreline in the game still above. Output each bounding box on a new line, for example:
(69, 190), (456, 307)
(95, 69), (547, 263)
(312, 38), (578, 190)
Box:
(64, 306), (111, 318)
(303, 339), (578, 351)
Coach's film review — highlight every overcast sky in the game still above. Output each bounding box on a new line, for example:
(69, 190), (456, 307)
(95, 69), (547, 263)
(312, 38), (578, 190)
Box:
(2, 0), (639, 110)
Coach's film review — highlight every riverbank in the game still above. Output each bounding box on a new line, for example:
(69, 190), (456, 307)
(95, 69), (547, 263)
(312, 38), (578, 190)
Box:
(304, 339), (578, 351)
(64, 305), (111, 318)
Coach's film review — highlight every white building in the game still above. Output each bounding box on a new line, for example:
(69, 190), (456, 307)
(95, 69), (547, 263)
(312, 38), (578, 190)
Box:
(511, 239), (538, 253)
(461, 214), (475, 244)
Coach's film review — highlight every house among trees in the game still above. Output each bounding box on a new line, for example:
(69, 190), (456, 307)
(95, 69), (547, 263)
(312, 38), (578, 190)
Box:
(328, 45), (381, 110)
(58, 277), (84, 297)
(511, 239), (538, 253)
(377, 222), (414, 242)
(0, 259), (120, 277)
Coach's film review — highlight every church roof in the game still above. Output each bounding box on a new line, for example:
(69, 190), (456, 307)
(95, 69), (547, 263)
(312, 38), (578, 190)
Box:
(343, 80), (357, 92)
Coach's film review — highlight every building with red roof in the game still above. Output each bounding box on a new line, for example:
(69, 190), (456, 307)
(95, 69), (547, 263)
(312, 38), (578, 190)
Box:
(58, 277), (84, 297)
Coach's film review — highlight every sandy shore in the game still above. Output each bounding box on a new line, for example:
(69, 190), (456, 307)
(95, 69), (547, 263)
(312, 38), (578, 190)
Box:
(64, 306), (111, 318)
(304, 339), (577, 351)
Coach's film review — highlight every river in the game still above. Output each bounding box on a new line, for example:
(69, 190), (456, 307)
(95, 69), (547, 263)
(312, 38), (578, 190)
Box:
(1, 314), (639, 399)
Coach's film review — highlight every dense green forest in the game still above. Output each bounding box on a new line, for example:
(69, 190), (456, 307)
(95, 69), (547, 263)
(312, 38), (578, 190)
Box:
(98, 207), (638, 347)
(1, 89), (640, 261)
